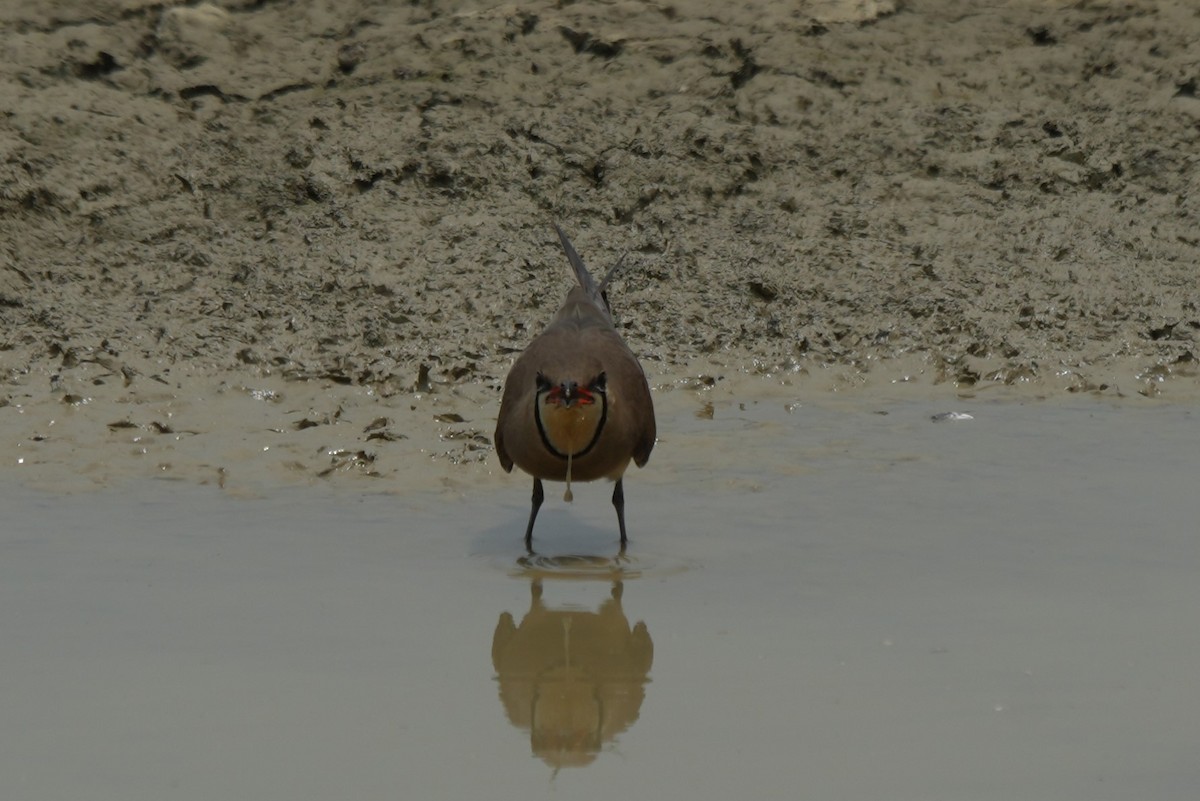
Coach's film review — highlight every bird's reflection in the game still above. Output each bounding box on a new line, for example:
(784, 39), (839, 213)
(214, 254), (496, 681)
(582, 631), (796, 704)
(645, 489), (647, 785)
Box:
(492, 573), (653, 769)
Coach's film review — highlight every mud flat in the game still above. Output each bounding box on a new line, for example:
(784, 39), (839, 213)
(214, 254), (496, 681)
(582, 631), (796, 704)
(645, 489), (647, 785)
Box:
(2, 0), (1199, 491)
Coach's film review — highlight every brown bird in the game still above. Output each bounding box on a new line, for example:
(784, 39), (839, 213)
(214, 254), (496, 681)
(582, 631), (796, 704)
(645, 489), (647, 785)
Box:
(495, 224), (656, 551)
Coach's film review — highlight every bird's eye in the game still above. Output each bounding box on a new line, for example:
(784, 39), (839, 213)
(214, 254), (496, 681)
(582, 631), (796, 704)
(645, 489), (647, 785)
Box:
(591, 372), (607, 392)
(536, 372), (552, 392)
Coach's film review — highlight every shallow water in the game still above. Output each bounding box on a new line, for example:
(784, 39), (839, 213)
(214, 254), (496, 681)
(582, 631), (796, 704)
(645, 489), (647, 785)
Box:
(2, 398), (1197, 799)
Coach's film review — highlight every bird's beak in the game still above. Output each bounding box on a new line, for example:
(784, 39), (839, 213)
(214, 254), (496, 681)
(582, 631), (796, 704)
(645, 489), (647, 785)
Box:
(548, 381), (594, 408)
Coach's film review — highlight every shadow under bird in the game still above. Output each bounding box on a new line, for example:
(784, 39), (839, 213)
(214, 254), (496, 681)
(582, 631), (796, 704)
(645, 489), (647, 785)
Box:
(495, 225), (656, 551)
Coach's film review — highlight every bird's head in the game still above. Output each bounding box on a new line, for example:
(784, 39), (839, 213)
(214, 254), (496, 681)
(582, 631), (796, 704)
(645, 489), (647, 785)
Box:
(537, 371), (606, 409)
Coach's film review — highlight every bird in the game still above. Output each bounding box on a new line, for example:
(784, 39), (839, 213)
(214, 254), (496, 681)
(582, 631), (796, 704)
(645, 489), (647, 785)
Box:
(495, 224), (656, 552)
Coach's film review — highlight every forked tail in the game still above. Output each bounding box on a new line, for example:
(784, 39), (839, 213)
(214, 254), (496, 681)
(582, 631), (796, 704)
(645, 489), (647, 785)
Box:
(553, 223), (622, 315)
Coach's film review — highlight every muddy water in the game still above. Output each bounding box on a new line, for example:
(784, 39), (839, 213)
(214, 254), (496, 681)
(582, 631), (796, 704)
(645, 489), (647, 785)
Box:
(3, 397), (1196, 799)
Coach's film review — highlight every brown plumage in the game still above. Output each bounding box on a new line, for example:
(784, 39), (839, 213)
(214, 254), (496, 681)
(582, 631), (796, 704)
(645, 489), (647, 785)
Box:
(495, 224), (656, 551)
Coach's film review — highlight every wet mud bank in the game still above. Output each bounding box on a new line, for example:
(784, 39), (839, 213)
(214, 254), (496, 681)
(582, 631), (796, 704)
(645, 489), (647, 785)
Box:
(2, 0), (1198, 490)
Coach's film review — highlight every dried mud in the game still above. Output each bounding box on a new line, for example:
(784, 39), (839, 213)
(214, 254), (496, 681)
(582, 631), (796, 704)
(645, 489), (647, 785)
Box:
(2, 0), (1199, 491)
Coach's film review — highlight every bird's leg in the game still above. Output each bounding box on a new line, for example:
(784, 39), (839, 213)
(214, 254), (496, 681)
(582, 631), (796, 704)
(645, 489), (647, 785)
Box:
(524, 477), (544, 552)
(612, 478), (628, 549)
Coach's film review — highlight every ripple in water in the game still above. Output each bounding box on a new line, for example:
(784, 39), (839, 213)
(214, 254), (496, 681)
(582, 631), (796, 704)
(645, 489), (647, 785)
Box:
(508, 551), (694, 581)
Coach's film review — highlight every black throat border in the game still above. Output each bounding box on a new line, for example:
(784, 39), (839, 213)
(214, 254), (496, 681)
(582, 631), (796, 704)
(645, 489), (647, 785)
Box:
(534, 391), (609, 460)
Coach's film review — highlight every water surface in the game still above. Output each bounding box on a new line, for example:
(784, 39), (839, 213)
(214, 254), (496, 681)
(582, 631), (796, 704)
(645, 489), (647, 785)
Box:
(2, 399), (1196, 799)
